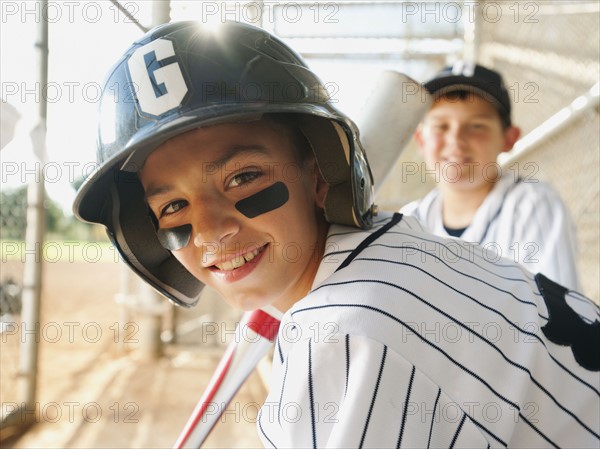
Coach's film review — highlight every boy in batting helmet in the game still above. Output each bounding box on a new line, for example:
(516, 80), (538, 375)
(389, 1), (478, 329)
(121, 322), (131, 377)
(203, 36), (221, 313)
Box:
(75, 22), (599, 448)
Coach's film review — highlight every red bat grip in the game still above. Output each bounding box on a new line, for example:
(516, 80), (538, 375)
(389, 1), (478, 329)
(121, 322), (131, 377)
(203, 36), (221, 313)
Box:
(246, 308), (281, 341)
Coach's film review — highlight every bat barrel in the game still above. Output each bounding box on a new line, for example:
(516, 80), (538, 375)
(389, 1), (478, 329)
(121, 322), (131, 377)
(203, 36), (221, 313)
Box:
(357, 71), (431, 192)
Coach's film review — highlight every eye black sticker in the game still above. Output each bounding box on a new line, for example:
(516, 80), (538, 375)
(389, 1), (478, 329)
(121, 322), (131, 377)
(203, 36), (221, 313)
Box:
(536, 273), (600, 371)
(235, 182), (289, 218)
(157, 224), (192, 251)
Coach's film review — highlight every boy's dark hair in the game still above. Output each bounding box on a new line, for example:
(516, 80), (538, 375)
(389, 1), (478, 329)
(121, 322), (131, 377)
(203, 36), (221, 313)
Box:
(264, 114), (314, 162)
(424, 62), (512, 129)
(435, 90), (512, 130)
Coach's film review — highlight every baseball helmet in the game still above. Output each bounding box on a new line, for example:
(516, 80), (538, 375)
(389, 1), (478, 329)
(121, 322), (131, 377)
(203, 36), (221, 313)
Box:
(73, 21), (374, 307)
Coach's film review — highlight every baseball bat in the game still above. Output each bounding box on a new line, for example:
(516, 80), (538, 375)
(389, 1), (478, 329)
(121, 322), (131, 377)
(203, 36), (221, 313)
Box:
(173, 306), (282, 448)
(357, 70), (432, 194)
(173, 71), (431, 449)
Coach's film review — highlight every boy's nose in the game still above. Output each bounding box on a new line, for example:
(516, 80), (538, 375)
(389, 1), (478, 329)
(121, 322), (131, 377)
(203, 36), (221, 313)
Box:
(190, 198), (241, 250)
(445, 125), (468, 150)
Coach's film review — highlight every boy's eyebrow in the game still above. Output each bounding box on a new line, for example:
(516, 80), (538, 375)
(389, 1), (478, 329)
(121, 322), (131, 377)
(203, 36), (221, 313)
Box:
(145, 184), (173, 201)
(425, 112), (498, 121)
(144, 145), (270, 200)
(211, 145), (269, 168)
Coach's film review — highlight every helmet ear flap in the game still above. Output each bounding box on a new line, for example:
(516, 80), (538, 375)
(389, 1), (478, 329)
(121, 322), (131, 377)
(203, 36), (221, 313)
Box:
(147, 203), (159, 231)
(294, 115), (374, 229)
(108, 171), (203, 307)
(350, 139), (374, 227)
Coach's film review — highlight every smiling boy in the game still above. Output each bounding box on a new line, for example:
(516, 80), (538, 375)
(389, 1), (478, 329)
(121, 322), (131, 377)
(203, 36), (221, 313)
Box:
(139, 118), (328, 312)
(74, 22), (599, 448)
(402, 62), (581, 291)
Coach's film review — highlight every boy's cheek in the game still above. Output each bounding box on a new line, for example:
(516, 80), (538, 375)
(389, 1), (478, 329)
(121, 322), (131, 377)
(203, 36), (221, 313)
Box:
(422, 130), (445, 148)
(420, 144), (443, 163)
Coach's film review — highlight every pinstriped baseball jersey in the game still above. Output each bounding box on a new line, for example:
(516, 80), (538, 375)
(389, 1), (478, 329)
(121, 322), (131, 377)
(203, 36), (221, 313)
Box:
(400, 174), (581, 292)
(257, 212), (599, 448)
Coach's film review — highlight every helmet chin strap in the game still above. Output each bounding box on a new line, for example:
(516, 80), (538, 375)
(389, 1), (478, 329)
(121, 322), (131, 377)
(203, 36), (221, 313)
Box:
(156, 182), (290, 251)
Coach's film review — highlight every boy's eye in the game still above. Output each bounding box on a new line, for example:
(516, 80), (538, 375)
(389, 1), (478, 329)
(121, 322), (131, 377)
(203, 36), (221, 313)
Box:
(228, 170), (262, 188)
(160, 199), (187, 217)
(469, 123), (489, 131)
(430, 122), (448, 132)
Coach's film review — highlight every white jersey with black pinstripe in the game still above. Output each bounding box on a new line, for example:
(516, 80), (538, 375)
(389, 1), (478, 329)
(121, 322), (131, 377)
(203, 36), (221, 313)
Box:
(257, 212), (599, 448)
(401, 175), (581, 292)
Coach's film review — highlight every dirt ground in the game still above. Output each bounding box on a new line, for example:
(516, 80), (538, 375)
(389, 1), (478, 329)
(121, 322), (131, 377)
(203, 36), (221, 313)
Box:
(0, 259), (266, 448)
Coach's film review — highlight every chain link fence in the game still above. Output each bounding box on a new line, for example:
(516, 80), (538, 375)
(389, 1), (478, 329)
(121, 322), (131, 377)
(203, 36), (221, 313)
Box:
(0, 186), (26, 410)
(478, 0), (600, 302)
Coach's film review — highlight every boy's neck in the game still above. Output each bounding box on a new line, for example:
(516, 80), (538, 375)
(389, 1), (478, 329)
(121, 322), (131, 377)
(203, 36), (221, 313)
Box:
(439, 182), (495, 229)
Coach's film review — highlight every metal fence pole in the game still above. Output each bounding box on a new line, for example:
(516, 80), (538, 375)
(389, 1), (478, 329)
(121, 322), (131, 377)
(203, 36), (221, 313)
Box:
(463, 0), (481, 64)
(134, 0), (173, 360)
(18, 0), (48, 419)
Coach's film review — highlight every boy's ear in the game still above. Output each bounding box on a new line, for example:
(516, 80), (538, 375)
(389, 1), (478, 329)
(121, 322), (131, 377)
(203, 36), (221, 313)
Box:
(312, 161), (329, 209)
(414, 124), (425, 155)
(502, 125), (521, 152)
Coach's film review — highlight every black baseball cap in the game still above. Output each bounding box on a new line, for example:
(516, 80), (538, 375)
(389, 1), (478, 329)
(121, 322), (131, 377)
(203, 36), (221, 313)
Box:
(424, 61), (512, 126)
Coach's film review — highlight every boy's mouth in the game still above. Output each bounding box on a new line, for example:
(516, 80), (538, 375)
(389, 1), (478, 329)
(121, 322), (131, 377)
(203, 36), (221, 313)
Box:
(443, 155), (472, 165)
(212, 244), (268, 271)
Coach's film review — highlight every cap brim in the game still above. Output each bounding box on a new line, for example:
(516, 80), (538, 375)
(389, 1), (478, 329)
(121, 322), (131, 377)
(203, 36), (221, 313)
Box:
(424, 75), (508, 115)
